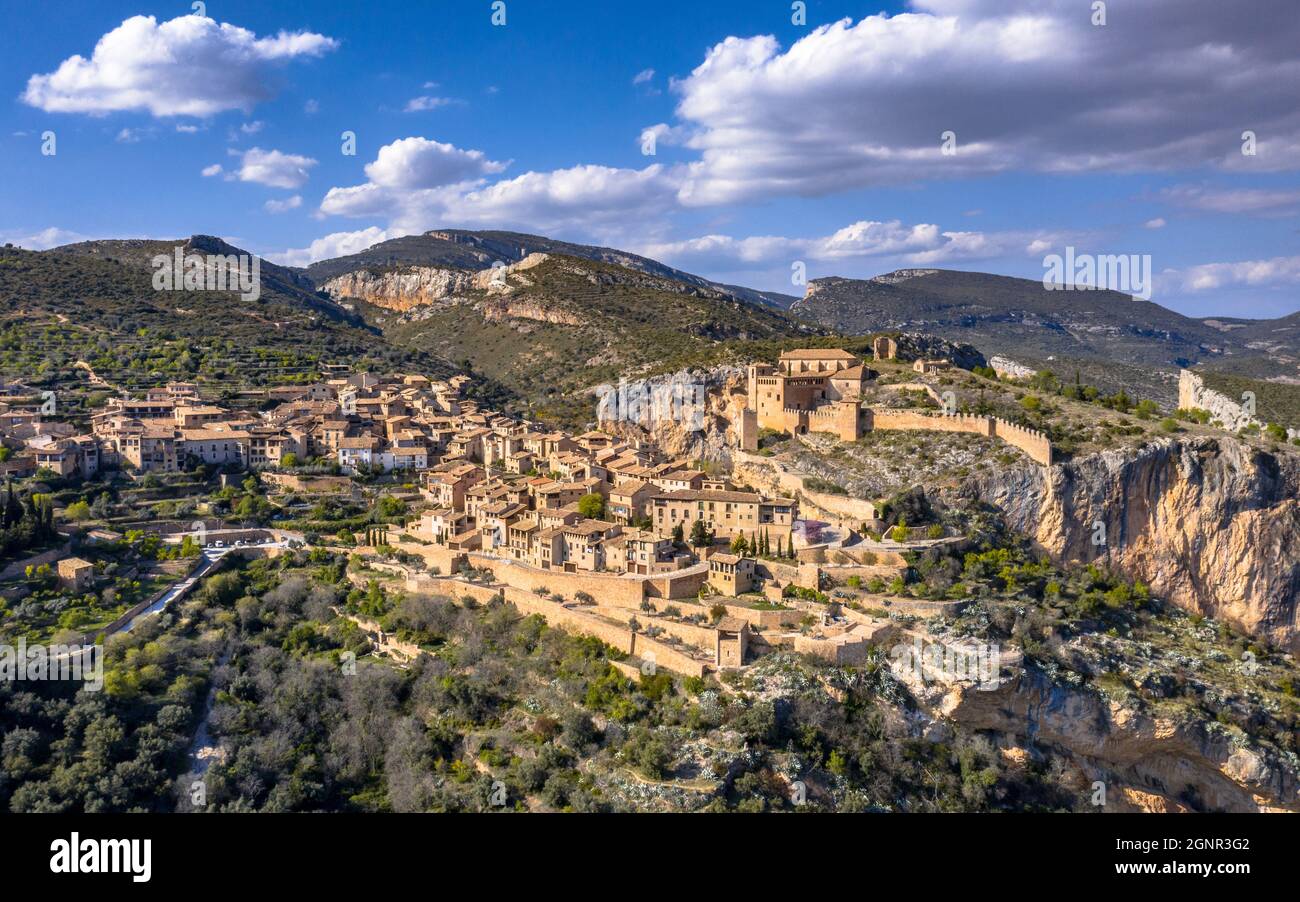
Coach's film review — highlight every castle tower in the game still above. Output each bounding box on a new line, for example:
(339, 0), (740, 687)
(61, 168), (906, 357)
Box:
(737, 408), (759, 451)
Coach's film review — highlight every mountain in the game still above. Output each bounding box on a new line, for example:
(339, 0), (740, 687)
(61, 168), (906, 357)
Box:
(789, 269), (1300, 403)
(0, 236), (474, 398)
(304, 229), (793, 310)
(323, 251), (822, 425)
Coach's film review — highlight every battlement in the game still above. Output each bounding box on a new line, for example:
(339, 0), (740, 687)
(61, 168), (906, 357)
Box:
(743, 354), (1053, 466)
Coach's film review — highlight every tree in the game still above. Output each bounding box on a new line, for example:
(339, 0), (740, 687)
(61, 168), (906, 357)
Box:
(671, 522), (684, 545)
(280, 452), (300, 468)
(689, 519), (711, 548)
(577, 492), (606, 520)
(65, 500), (92, 522)
(730, 531), (749, 555)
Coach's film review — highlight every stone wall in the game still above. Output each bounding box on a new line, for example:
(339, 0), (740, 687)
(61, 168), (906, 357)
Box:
(733, 451), (881, 526)
(866, 408), (1052, 466)
(408, 574), (710, 677)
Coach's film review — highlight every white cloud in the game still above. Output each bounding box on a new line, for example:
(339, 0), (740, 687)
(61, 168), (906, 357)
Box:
(404, 95), (452, 112)
(233, 147), (317, 189)
(320, 136), (681, 240)
(1159, 184), (1300, 216)
(1162, 255), (1300, 293)
(633, 68), (655, 85)
(363, 137), (505, 189)
(303, 98), (319, 114)
(668, 1), (1300, 204)
(115, 127), (141, 143)
(639, 122), (689, 150)
(22, 13), (337, 117)
(2, 227), (91, 250)
(201, 163), (223, 177)
(266, 226), (406, 267)
(638, 219), (1074, 271)
(264, 195), (303, 214)
(176, 123), (200, 134)
(240, 120), (264, 134)
(1145, 218), (1167, 229)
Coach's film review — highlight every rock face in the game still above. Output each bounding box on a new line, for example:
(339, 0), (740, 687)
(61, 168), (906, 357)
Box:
(1179, 368), (1299, 439)
(321, 266), (474, 311)
(963, 436), (1300, 650)
(594, 366), (749, 461)
(914, 666), (1300, 812)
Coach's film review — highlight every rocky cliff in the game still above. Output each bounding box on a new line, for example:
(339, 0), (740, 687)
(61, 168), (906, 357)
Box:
(321, 265), (474, 311)
(593, 366), (749, 461)
(964, 436), (1300, 651)
(912, 664), (1299, 812)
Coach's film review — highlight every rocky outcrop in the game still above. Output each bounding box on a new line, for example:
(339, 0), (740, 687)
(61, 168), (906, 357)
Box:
(471, 252), (550, 293)
(918, 665), (1300, 812)
(1179, 368), (1299, 439)
(593, 366), (749, 461)
(963, 436), (1300, 650)
(321, 266), (473, 311)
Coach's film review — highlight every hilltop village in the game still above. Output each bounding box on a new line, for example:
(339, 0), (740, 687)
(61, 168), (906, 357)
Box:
(0, 345), (1056, 679)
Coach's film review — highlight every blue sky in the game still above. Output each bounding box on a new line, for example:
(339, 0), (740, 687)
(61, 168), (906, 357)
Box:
(2, 0), (1299, 317)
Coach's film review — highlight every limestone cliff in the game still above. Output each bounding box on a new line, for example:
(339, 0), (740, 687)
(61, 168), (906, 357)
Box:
(321, 265), (473, 311)
(909, 665), (1299, 812)
(593, 366), (749, 461)
(962, 436), (1300, 650)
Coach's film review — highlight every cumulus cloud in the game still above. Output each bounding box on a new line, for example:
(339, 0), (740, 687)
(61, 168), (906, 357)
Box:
(317, 136), (679, 237)
(633, 68), (655, 85)
(22, 13), (337, 117)
(264, 195), (303, 214)
(363, 137), (505, 189)
(668, 0), (1300, 204)
(321, 141), (681, 240)
(233, 147), (317, 189)
(201, 163), (223, 177)
(638, 219), (1074, 271)
(266, 226), (407, 267)
(1162, 254), (1300, 293)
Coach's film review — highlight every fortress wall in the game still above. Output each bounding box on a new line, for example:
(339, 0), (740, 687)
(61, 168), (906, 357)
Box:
(733, 451), (879, 526)
(412, 575), (706, 676)
(597, 603), (720, 653)
(991, 417), (1053, 466)
(867, 408), (1052, 465)
(644, 567), (709, 600)
(868, 408), (994, 437)
(464, 553), (648, 607)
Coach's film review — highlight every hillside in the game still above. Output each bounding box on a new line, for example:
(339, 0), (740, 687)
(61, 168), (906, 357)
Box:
(791, 269), (1300, 404)
(328, 252), (821, 425)
(0, 238), (472, 398)
(304, 229), (793, 310)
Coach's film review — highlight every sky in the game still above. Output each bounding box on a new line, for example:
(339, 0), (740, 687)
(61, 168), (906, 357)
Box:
(1, 0), (1298, 318)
